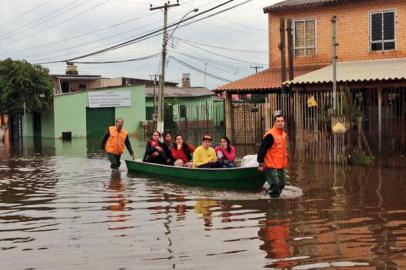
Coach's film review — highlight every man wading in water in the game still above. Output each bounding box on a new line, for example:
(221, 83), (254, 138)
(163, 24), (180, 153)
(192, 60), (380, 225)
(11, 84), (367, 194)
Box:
(101, 118), (135, 172)
(257, 112), (288, 198)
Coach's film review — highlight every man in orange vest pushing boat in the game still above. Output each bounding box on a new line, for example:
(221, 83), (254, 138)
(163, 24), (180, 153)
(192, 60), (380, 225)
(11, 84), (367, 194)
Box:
(257, 112), (288, 198)
(101, 118), (135, 172)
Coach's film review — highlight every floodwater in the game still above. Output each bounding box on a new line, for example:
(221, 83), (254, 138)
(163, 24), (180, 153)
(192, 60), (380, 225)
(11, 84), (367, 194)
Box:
(0, 138), (405, 270)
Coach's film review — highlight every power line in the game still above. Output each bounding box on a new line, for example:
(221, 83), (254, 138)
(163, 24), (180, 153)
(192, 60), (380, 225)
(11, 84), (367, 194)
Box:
(35, 52), (160, 65)
(0, 0), (111, 47)
(177, 36), (267, 66)
(26, 0), (255, 64)
(170, 56), (231, 82)
(62, 0), (238, 62)
(173, 36), (267, 53)
(0, 0), (51, 28)
(0, 0), (84, 40)
(170, 49), (243, 75)
(2, 12), (160, 56)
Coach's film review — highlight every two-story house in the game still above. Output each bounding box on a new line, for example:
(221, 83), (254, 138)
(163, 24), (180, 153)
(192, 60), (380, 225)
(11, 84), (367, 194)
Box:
(217, 0), (406, 161)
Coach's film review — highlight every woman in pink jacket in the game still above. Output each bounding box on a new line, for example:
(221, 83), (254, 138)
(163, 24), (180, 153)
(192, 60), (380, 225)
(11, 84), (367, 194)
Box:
(214, 136), (236, 168)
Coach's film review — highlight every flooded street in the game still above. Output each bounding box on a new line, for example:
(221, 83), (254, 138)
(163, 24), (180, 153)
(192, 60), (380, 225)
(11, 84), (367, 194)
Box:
(0, 139), (405, 270)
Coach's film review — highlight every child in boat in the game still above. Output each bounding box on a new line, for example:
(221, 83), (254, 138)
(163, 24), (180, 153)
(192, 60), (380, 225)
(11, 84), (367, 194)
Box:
(171, 134), (195, 168)
(143, 131), (166, 164)
(162, 132), (175, 165)
(214, 136), (236, 168)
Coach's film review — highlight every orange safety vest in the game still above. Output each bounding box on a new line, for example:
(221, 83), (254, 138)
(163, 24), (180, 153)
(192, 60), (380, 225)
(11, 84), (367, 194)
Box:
(263, 127), (288, 169)
(105, 126), (128, 155)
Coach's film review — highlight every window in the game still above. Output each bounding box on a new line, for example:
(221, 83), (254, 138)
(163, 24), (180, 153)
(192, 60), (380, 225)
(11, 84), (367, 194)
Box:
(294, 19), (316, 56)
(370, 10), (395, 51)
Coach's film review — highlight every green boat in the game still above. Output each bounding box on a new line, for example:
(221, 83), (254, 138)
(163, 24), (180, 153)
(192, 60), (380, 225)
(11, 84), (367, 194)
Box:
(125, 160), (265, 191)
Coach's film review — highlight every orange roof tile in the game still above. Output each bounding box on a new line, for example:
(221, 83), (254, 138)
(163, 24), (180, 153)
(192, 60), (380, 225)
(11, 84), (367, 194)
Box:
(216, 69), (281, 92)
(216, 65), (328, 92)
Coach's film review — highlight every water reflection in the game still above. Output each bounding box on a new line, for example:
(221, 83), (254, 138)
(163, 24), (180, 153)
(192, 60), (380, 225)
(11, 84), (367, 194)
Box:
(0, 137), (405, 269)
(105, 171), (131, 232)
(259, 203), (292, 269)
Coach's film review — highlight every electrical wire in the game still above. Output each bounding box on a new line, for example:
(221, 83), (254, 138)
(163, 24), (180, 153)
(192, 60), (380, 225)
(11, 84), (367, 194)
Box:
(170, 56), (232, 82)
(62, 0), (238, 62)
(35, 52), (160, 65)
(0, 0), (84, 39)
(173, 36), (267, 53)
(177, 37), (267, 66)
(2, 12), (160, 55)
(0, 0), (51, 28)
(0, 0), (111, 47)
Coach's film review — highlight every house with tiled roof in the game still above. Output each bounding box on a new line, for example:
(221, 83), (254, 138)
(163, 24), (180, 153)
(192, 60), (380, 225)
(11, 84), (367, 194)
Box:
(218, 0), (406, 162)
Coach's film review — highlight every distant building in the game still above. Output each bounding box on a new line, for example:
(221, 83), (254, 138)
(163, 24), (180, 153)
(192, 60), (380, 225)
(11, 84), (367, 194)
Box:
(22, 85), (146, 139)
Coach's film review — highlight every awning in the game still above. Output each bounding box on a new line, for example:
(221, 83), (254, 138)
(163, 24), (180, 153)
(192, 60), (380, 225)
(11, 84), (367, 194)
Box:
(285, 58), (406, 86)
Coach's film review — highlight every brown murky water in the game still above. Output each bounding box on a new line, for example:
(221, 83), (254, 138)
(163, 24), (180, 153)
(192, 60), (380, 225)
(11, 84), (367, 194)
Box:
(0, 138), (405, 270)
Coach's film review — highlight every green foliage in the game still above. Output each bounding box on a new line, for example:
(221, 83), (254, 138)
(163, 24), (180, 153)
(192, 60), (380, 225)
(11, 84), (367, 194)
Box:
(0, 58), (53, 114)
(347, 148), (375, 166)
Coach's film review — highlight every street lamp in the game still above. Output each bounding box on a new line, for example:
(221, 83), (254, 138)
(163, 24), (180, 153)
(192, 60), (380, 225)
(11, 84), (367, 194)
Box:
(156, 8), (199, 133)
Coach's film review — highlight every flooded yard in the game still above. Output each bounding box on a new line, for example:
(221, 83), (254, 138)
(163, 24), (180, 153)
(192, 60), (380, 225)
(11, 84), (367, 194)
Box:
(0, 138), (405, 269)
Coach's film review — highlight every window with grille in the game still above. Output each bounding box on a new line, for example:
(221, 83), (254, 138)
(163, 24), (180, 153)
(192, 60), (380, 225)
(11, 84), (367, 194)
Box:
(294, 19), (316, 56)
(370, 10), (396, 51)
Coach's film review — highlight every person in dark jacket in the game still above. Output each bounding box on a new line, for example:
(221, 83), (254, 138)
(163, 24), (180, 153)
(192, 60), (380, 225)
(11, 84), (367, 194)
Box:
(143, 131), (166, 164)
(101, 118), (135, 172)
(171, 134), (195, 167)
(162, 132), (175, 165)
(257, 112), (288, 198)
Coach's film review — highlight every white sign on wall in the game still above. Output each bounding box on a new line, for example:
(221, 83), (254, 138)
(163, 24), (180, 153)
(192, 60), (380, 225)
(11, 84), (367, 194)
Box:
(88, 91), (132, 108)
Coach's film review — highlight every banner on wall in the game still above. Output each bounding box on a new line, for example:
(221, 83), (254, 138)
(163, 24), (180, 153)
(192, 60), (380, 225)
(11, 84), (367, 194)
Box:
(88, 91), (132, 108)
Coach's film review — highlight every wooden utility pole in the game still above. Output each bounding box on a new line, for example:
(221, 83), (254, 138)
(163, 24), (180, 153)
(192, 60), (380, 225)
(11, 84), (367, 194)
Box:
(150, 1), (180, 133)
(287, 18), (294, 81)
(279, 18), (287, 84)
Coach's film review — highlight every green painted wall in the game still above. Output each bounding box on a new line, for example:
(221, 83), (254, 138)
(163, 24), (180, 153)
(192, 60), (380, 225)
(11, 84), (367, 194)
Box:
(54, 91), (87, 139)
(41, 106), (55, 138)
(54, 85), (145, 138)
(115, 86), (146, 136)
(146, 95), (216, 122)
(23, 85), (145, 139)
(22, 113), (34, 137)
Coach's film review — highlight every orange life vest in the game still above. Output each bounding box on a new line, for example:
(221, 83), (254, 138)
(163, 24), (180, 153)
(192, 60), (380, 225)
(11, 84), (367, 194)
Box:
(105, 126), (128, 155)
(263, 127), (288, 169)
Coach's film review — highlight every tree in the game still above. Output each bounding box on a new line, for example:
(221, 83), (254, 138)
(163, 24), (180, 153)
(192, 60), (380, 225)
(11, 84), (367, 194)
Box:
(0, 58), (53, 139)
(0, 58), (53, 115)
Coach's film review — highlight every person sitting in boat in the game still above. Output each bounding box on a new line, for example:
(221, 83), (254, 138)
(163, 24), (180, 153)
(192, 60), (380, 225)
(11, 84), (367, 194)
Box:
(214, 136), (236, 168)
(193, 135), (222, 168)
(143, 131), (166, 164)
(162, 132), (175, 165)
(171, 134), (195, 168)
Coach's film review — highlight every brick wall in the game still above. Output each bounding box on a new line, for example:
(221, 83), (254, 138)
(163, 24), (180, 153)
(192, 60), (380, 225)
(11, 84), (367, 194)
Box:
(268, 0), (406, 68)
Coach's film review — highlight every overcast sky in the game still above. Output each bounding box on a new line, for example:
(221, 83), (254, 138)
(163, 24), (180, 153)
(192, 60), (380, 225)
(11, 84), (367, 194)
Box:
(0, 0), (282, 89)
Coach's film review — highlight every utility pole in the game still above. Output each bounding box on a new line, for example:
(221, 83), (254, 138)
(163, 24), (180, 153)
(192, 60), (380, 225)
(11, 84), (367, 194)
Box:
(150, 0), (180, 133)
(250, 65), (263, 74)
(149, 74), (159, 118)
(287, 18), (294, 81)
(279, 17), (287, 94)
(332, 15), (338, 163)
